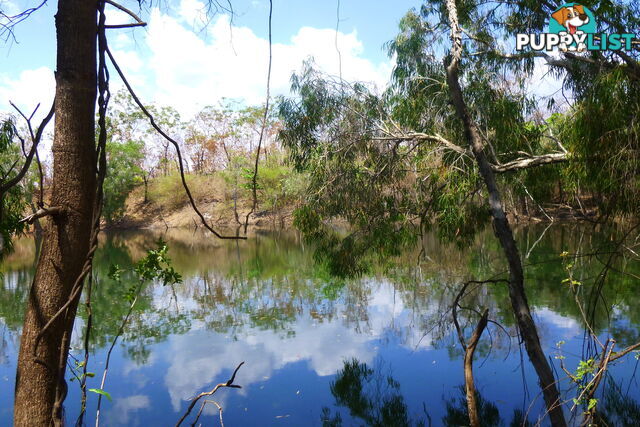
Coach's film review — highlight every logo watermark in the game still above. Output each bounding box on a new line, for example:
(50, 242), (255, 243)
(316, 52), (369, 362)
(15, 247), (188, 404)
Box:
(516, 3), (635, 52)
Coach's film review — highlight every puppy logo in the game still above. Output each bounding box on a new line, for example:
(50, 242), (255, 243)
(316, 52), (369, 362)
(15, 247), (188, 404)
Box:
(516, 3), (635, 52)
(549, 3), (596, 51)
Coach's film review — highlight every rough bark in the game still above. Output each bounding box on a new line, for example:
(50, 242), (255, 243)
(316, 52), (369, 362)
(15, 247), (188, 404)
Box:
(14, 0), (98, 425)
(444, 1), (566, 426)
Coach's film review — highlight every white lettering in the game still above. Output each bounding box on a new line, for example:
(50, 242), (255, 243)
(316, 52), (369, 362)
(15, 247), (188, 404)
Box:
(546, 34), (560, 50)
(516, 34), (530, 51)
(530, 34), (545, 51)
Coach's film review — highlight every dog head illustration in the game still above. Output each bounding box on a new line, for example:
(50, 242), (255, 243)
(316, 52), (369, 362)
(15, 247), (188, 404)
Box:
(552, 4), (590, 34)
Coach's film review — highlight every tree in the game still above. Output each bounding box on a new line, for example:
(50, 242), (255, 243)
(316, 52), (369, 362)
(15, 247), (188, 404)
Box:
(14, 1), (98, 425)
(103, 138), (145, 224)
(8, 1), (249, 422)
(279, 1), (639, 425)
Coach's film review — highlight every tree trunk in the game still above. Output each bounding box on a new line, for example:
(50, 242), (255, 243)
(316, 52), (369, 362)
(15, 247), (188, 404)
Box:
(14, 1), (98, 425)
(464, 309), (488, 427)
(444, 1), (566, 426)
(143, 172), (149, 203)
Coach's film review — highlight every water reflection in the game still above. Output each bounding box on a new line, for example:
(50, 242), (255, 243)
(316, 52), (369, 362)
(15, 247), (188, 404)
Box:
(0, 224), (638, 425)
(322, 359), (418, 427)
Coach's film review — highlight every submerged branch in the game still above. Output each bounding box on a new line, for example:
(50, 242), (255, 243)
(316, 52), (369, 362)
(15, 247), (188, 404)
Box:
(175, 361), (245, 427)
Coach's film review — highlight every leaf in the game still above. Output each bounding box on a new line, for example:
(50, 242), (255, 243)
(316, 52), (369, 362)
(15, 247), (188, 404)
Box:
(588, 398), (598, 411)
(89, 388), (112, 402)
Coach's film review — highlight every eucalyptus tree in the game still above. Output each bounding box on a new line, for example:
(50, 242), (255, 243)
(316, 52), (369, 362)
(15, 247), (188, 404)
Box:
(279, 1), (639, 425)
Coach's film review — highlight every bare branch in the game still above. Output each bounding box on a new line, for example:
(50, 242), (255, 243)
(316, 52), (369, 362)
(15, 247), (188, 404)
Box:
(372, 132), (468, 155)
(19, 206), (63, 224)
(609, 340), (640, 363)
(0, 0), (47, 42)
(490, 152), (568, 173)
(104, 23), (146, 29)
(1, 100), (55, 194)
(175, 362), (245, 427)
(243, 0), (273, 233)
(104, 0), (146, 27)
(372, 132), (568, 173)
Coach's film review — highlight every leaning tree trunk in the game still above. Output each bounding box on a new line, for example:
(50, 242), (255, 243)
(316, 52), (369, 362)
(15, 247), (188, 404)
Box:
(444, 1), (566, 426)
(14, 1), (98, 425)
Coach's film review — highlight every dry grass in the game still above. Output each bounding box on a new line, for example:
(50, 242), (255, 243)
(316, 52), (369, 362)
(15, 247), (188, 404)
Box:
(147, 173), (227, 210)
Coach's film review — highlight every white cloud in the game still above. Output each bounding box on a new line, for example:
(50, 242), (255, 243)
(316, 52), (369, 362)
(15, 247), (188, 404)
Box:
(0, 0), (20, 17)
(534, 307), (580, 340)
(106, 394), (151, 425)
(162, 317), (375, 411)
(160, 281), (437, 412)
(137, 10), (392, 117)
(1, 6), (393, 123)
(104, 7), (136, 27)
(178, 0), (208, 26)
(0, 66), (55, 123)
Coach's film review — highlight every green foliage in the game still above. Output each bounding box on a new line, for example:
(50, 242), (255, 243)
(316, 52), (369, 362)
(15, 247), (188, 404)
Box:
(107, 240), (181, 307)
(557, 68), (640, 214)
(133, 240), (182, 286)
(574, 358), (597, 382)
(278, 0), (640, 278)
(103, 139), (145, 223)
(88, 388), (112, 402)
(0, 118), (33, 258)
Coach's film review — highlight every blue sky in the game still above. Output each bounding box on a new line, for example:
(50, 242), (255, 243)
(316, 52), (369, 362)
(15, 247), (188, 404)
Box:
(0, 0), (423, 119)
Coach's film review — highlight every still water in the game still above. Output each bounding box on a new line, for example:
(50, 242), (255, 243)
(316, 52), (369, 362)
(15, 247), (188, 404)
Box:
(0, 224), (639, 426)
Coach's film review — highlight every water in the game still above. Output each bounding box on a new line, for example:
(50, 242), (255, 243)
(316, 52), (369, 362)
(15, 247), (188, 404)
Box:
(0, 224), (639, 426)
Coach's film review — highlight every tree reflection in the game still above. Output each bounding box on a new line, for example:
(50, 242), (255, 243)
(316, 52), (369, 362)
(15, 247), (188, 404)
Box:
(321, 359), (420, 427)
(0, 225), (638, 423)
(322, 359), (536, 427)
(589, 379), (640, 427)
(442, 385), (531, 427)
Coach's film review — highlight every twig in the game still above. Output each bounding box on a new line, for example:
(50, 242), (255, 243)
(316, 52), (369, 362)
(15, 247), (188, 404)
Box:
(95, 292), (141, 427)
(175, 362), (245, 427)
(1, 100), (55, 194)
(192, 399), (224, 427)
(243, 0), (273, 233)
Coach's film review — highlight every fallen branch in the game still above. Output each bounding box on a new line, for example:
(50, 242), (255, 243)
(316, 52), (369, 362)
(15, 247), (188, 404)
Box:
(490, 152), (568, 173)
(175, 361), (245, 427)
(372, 133), (568, 173)
(372, 132), (467, 155)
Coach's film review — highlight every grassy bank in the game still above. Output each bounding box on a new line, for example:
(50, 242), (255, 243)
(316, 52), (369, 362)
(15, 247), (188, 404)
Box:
(115, 167), (305, 230)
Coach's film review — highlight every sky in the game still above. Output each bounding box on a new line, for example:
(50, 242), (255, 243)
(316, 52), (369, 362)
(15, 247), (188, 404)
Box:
(0, 0), (426, 122)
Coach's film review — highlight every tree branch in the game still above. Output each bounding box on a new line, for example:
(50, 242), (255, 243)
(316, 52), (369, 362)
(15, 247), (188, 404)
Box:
(372, 132), (468, 155)
(19, 206), (63, 224)
(175, 362), (244, 427)
(1, 100), (55, 194)
(490, 152), (568, 173)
